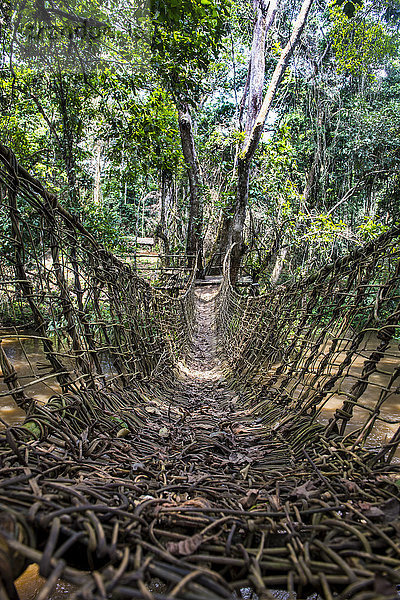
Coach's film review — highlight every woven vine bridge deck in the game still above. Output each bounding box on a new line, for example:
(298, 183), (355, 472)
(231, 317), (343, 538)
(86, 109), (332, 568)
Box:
(0, 143), (400, 600)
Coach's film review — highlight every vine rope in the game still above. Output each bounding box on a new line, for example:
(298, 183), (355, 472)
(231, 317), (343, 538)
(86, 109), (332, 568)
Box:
(0, 146), (400, 600)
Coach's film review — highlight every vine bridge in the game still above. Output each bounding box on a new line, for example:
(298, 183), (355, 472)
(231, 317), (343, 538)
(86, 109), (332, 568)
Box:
(1, 143), (400, 600)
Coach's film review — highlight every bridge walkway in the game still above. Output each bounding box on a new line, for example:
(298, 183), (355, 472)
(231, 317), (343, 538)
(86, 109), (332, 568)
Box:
(0, 144), (400, 600)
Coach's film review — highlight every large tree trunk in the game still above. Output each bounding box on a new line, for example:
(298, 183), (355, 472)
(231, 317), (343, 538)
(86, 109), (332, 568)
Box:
(214, 0), (278, 278)
(246, 0), (278, 134)
(228, 0), (314, 283)
(178, 103), (204, 276)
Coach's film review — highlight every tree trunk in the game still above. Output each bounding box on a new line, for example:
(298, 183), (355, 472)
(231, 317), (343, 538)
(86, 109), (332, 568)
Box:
(204, 212), (230, 275)
(155, 168), (173, 266)
(228, 0), (314, 284)
(246, 0), (278, 134)
(93, 141), (103, 205)
(242, 0), (314, 161)
(178, 103), (204, 276)
(229, 160), (250, 284)
(270, 244), (288, 285)
(215, 0), (278, 279)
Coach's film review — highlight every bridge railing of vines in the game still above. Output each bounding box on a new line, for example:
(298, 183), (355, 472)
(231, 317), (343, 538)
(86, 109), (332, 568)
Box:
(217, 228), (400, 465)
(2, 144), (400, 600)
(0, 143), (196, 436)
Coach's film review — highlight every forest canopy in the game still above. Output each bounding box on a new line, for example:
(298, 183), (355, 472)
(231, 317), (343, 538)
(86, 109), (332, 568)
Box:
(1, 0), (399, 285)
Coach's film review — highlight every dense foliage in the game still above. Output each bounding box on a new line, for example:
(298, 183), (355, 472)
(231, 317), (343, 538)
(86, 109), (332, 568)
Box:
(1, 0), (399, 283)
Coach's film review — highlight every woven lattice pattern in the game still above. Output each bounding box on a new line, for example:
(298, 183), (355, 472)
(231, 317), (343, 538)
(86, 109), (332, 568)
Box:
(0, 146), (400, 600)
(0, 143), (195, 400)
(217, 234), (400, 465)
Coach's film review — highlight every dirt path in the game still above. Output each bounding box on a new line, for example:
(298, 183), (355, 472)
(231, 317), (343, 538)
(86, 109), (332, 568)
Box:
(175, 284), (234, 415)
(131, 284), (292, 510)
(185, 285), (222, 376)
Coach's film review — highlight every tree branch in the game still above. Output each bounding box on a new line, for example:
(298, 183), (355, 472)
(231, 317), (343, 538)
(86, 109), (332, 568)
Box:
(241, 0), (314, 165)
